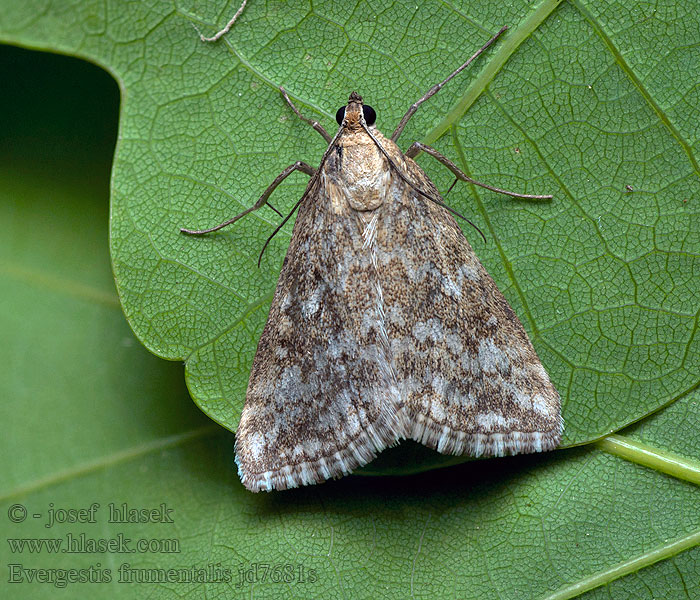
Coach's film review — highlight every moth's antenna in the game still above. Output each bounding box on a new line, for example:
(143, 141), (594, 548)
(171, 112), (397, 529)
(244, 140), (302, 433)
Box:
(444, 179), (459, 197)
(255, 129), (347, 267)
(391, 25), (508, 142)
(267, 202), (283, 218)
(257, 194), (306, 267)
(362, 123), (487, 243)
(428, 197), (487, 244)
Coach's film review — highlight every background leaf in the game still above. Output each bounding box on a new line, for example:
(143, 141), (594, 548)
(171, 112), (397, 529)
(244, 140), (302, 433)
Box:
(1, 1), (698, 598)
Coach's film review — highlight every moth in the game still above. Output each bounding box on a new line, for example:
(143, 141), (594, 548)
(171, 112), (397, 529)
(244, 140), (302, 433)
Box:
(183, 27), (563, 492)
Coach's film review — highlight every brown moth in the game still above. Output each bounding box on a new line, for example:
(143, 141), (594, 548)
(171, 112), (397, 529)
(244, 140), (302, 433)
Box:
(183, 26), (562, 492)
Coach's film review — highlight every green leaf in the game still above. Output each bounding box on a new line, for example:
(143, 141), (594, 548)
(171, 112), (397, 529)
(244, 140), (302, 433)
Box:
(6, 0), (697, 451)
(1, 1), (698, 598)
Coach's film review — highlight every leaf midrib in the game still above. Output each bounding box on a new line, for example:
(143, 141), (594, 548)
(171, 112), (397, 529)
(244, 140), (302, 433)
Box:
(543, 529), (700, 600)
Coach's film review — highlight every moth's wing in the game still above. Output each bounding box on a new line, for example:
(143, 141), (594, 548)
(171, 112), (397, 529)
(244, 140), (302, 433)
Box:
(377, 154), (562, 457)
(235, 177), (405, 492)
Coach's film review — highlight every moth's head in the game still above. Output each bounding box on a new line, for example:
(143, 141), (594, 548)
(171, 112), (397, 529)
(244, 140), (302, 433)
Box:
(335, 92), (376, 131)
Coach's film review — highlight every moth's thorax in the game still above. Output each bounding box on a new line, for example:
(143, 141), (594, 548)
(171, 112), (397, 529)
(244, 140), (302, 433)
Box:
(330, 128), (394, 212)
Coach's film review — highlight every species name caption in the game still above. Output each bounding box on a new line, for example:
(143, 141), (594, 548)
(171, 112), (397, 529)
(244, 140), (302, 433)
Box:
(6, 502), (318, 588)
(181, 25), (563, 492)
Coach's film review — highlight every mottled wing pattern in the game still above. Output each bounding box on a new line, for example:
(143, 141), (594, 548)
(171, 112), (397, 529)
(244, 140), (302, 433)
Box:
(375, 137), (562, 457)
(235, 176), (405, 492)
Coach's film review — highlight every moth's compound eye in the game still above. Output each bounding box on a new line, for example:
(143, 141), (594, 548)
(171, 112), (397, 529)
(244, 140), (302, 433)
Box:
(335, 106), (345, 125)
(362, 105), (376, 126)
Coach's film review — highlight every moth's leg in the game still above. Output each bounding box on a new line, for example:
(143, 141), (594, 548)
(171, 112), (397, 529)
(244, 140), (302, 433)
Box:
(391, 26), (508, 142)
(280, 87), (332, 144)
(194, 0), (247, 42)
(405, 141), (552, 200)
(181, 161), (316, 234)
